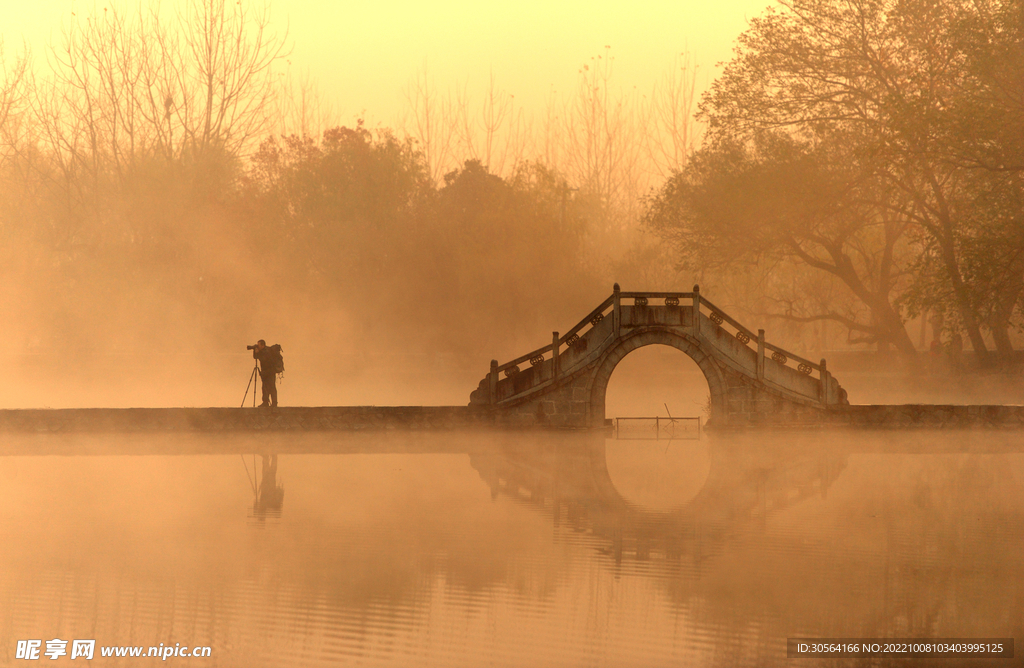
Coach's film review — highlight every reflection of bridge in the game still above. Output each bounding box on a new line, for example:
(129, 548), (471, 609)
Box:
(470, 285), (848, 428)
(466, 434), (1024, 645)
(469, 438), (847, 569)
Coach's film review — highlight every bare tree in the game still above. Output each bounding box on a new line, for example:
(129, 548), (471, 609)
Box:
(0, 40), (30, 167)
(559, 47), (647, 218)
(173, 0), (288, 157)
(40, 5), (145, 182)
(475, 72), (529, 176)
(275, 65), (339, 139)
(643, 51), (702, 179)
(31, 0), (287, 171)
(400, 65), (459, 184)
(401, 67), (533, 183)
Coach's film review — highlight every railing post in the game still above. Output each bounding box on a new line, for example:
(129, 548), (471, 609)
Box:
(489, 359), (498, 405)
(551, 331), (560, 382)
(613, 283), (621, 337)
(757, 329), (765, 381)
(692, 284), (701, 337)
(819, 358), (828, 406)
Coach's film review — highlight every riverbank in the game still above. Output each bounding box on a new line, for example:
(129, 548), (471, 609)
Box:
(1, 403), (1022, 433)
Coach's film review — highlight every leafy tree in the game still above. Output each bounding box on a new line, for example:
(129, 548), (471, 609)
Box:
(431, 159), (596, 351)
(241, 131), (600, 357)
(654, 0), (1023, 362)
(936, 0), (1024, 354)
(646, 130), (919, 356)
(241, 123), (433, 345)
(947, 0), (1024, 174)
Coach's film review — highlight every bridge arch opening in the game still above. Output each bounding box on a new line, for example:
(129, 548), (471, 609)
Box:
(601, 342), (713, 511)
(604, 345), (710, 422)
(588, 329), (728, 429)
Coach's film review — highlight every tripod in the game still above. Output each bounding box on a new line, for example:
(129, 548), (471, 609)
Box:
(241, 360), (261, 408)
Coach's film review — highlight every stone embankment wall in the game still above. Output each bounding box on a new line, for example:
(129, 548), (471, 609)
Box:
(709, 404), (1024, 428)
(834, 404), (1024, 428)
(0, 404), (1021, 434)
(0, 406), (493, 433)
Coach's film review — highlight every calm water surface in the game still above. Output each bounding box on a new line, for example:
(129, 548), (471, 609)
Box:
(1, 430), (1022, 667)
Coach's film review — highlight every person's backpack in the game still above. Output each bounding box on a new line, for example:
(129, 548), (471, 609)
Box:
(269, 344), (284, 374)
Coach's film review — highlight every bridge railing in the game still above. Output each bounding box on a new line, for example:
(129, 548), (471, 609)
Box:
(558, 294), (616, 349)
(696, 293), (824, 377)
(619, 292), (695, 300)
(762, 341), (823, 376)
(494, 295), (615, 377)
(695, 295), (758, 344)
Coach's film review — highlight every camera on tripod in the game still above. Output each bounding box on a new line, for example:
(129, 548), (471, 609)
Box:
(246, 344), (260, 350)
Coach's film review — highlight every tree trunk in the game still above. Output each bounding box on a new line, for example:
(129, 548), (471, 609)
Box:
(919, 169), (992, 364)
(935, 225), (991, 364)
(990, 263), (1024, 360)
(831, 253), (918, 362)
(872, 296), (920, 359)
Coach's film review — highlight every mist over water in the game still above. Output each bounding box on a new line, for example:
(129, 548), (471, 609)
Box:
(2, 426), (1022, 667)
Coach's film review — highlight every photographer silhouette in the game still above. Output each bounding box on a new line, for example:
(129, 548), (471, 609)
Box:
(249, 340), (284, 407)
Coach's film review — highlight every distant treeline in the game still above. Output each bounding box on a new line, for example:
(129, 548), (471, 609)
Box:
(0, 1), (646, 361)
(0, 0), (1021, 368)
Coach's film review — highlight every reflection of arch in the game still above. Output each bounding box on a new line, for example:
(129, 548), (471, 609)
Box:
(588, 329), (725, 425)
(585, 438), (845, 524)
(470, 436), (849, 569)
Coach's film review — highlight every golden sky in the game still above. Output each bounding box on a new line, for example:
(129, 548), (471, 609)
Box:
(5, 0), (776, 126)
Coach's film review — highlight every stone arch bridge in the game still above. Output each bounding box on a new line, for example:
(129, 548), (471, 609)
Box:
(470, 285), (848, 428)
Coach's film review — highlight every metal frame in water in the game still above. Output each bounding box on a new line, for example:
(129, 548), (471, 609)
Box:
(614, 416), (701, 440)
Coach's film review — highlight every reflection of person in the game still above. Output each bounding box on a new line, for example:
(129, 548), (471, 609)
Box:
(256, 454), (284, 516)
(252, 339), (283, 407)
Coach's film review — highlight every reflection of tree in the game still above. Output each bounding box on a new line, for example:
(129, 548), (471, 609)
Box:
(872, 456), (1023, 641)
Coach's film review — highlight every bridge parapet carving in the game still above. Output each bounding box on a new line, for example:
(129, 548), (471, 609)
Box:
(469, 285), (848, 428)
